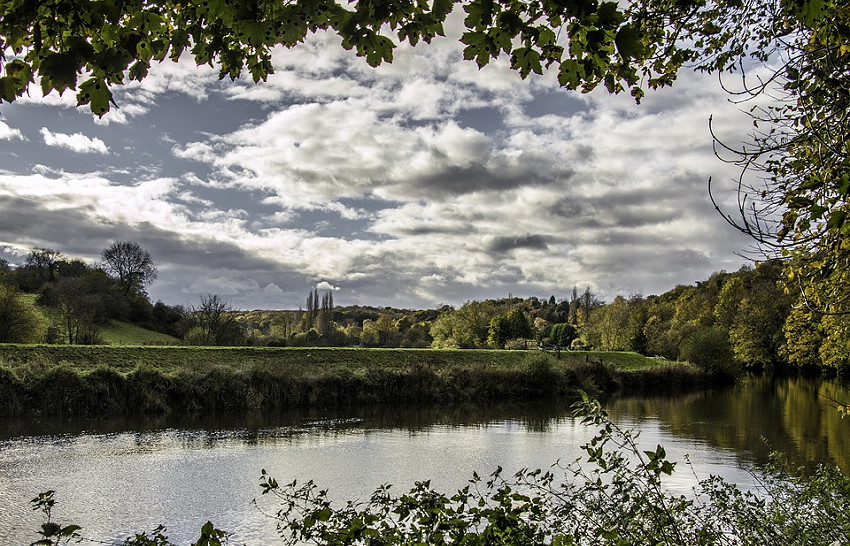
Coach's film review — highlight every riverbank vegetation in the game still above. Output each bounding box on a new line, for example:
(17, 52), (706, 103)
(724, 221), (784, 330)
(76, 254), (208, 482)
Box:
(0, 348), (709, 416)
(1, 242), (845, 379)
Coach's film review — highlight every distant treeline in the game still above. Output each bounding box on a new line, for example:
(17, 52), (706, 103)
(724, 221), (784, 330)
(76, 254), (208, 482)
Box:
(0, 243), (844, 375)
(234, 261), (844, 376)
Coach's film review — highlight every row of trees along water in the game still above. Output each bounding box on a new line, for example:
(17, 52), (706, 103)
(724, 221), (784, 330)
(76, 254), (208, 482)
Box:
(2, 240), (845, 376)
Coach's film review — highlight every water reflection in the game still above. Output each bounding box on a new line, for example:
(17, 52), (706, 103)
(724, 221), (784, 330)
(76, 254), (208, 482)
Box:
(0, 400), (575, 441)
(606, 374), (850, 473)
(0, 375), (847, 544)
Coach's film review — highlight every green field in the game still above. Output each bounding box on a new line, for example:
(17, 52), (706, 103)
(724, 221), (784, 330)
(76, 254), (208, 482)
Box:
(99, 321), (182, 345)
(0, 345), (667, 373)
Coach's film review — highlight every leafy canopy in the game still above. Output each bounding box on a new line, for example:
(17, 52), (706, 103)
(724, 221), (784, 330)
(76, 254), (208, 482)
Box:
(0, 0), (813, 116)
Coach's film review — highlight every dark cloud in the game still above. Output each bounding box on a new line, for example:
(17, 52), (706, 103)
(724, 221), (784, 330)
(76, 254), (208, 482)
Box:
(411, 164), (568, 197)
(0, 197), (114, 258)
(487, 234), (550, 253)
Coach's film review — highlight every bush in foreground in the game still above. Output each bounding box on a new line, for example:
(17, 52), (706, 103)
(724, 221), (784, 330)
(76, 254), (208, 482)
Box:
(29, 393), (850, 545)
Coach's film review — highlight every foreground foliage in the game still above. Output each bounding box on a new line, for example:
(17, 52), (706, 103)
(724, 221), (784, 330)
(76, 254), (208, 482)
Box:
(30, 394), (850, 545)
(258, 393), (850, 545)
(0, 0), (759, 115)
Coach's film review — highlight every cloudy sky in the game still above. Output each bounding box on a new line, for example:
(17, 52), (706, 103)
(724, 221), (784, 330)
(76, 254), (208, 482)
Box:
(0, 13), (758, 310)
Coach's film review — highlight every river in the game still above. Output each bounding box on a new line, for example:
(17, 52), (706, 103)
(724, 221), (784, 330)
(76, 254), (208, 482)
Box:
(1, 374), (848, 544)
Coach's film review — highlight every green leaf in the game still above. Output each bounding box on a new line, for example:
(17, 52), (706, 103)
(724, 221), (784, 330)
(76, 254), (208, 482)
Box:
(536, 28), (557, 47)
(511, 47), (543, 78)
(39, 52), (79, 96)
(77, 77), (113, 116)
(0, 77), (20, 102)
(362, 35), (395, 67)
(462, 31), (497, 68)
(558, 59), (584, 89)
(827, 211), (846, 231)
(0, 59), (32, 101)
(615, 25), (644, 59)
(800, 0), (826, 26)
(463, 0), (493, 29)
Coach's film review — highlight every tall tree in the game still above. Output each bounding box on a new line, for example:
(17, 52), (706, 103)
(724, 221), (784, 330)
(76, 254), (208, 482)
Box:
(319, 291), (334, 335)
(578, 287), (601, 326)
(100, 241), (158, 295)
(569, 286), (579, 325)
(305, 288), (320, 331)
(584, 295), (631, 351)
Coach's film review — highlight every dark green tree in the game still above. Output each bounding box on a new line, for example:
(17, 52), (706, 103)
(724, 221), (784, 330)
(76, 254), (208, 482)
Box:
(101, 241), (158, 296)
(25, 247), (64, 284)
(549, 322), (577, 348)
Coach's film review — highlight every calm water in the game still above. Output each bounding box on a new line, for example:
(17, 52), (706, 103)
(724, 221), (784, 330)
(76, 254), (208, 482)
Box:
(0, 374), (848, 544)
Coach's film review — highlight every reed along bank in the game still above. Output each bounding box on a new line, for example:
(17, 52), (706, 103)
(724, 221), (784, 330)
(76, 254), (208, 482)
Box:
(0, 345), (718, 417)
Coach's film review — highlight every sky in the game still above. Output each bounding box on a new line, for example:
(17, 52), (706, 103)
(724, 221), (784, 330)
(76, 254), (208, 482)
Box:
(0, 12), (759, 310)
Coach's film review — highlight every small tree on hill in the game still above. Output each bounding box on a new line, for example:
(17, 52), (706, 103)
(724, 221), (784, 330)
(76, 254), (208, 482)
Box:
(26, 247), (64, 284)
(186, 294), (245, 346)
(101, 241), (158, 296)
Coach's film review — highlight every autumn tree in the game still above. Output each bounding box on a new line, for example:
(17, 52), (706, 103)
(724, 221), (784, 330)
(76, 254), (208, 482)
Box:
(361, 314), (398, 347)
(100, 241), (158, 296)
(431, 301), (499, 349)
(584, 295), (631, 351)
(782, 306), (825, 369)
(577, 287), (602, 327)
(705, 0), (850, 315)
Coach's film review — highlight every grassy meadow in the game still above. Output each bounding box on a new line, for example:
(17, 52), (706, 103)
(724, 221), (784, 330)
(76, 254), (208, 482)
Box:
(0, 345), (709, 417)
(98, 320), (181, 345)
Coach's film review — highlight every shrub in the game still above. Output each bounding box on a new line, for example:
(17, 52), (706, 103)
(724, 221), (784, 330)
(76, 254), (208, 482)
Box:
(0, 283), (48, 343)
(679, 326), (739, 379)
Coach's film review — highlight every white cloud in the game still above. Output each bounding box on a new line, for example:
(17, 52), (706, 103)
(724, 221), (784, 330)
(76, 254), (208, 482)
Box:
(0, 16), (761, 309)
(40, 128), (109, 154)
(0, 120), (23, 140)
(315, 281), (340, 291)
(93, 102), (149, 125)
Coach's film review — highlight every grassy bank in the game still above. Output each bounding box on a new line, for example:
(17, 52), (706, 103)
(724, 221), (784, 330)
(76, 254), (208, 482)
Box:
(0, 345), (712, 416)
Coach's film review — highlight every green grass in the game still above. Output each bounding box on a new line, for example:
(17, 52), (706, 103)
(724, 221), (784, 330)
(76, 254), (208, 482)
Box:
(99, 320), (181, 345)
(563, 351), (669, 370)
(0, 345), (672, 375)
